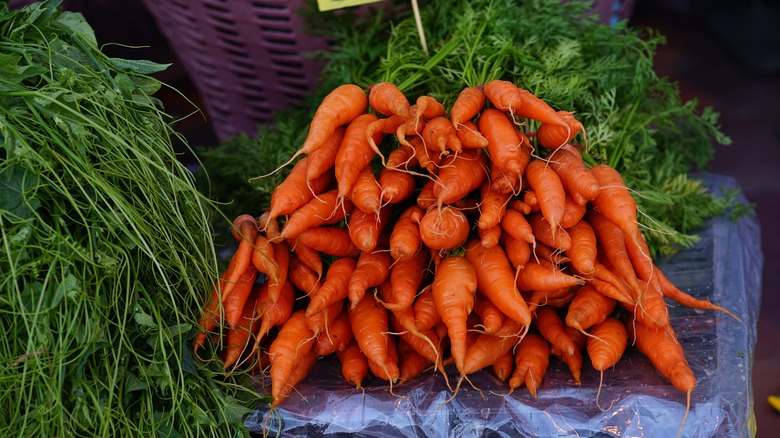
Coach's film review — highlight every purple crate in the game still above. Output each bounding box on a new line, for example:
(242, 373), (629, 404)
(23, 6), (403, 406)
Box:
(141, 0), (331, 140)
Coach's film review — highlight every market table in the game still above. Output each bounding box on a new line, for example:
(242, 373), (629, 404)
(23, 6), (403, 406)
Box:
(245, 173), (762, 438)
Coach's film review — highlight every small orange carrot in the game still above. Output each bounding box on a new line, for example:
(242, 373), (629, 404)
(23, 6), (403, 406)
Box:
(587, 317), (628, 371)
(536, 110), (584, 150)
(465, 239), (534, 327)
(565, 284), (617, 334)
(350, 165), (382, 215)
(483, 80), (523, 115)
(384, 249), (430, 312)
(287, 255), (321, 297)
(508, 333), (550, 398)
(306, 125), (345, 182)
(474, 293), (505, 335)
(222, 265), (259, 329)
(567, 220), (597, 276)
(386, 142), (419, 170)
(268, 310), (316, 406)
(478, 224), (502, 249)
(501, 232), (532, 271)
(589, 164), (643, 250)
(306, 257), (357, 317)
(463, 317), (524, 375)
(500, 208), (536, 247)
(550, 325), (585, 385)
(258, 210), (281, 241)
(546, 146), (599, 205)
(349, 293), (400, 383)
(251, 233), (277, 283)
(528, 213), (571, 252)
(478, 181), (511, 231)
(269, 157), (332, 219)
(348, 206), (391, 254)
(490, 163), (521, 195)
(411, 95), (446, 123)
(413, 287), (441, 333)
(422, 116), (460, 156)
(222, 285), (261, 370)
(492, 350), (515, 382)
(561, 193), (587, 229)
(221, 214), (259, 300)
(335, 113), (382, 199)
(305, 299), (344, 339)
(419, 205), (470, 251)
(432, 256), (478, 374)
(271, 348), (317, 408)
(289, 238), (322, 279)
(525, 159), (566, 236)
(315, 308), (353, 356)
(389, 205), (424, 261)
(433, 148), (488, 207)
(654, 266), (741, 321)
(338, 338), (369, 389)
(252, 280), (295, 354)
(368, 81), (411, 119)
(456, 120), (489, 149)
(451, 86), (486, 129)
(515, 87), (566, 127)
(267, 241), (291, 303)
(296, 226), (359, 259)
(535, 307), (578, 357)
(478, 108), (526, 176)
(280, 189), (351, 240)
(398, 338), (434, 383)
(348, 251), (393, 308)
(378, 166), (417, 205)
(515, 259), (584, 292)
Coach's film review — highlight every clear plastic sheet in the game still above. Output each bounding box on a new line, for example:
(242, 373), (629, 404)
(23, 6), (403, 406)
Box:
(245, 173), (762, 437)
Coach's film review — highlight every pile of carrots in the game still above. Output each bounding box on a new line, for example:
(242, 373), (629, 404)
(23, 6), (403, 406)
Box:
(194, 80), (739, 427)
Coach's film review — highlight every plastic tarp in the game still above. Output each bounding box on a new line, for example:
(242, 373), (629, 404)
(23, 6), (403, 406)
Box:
(245, 173), (762, 437)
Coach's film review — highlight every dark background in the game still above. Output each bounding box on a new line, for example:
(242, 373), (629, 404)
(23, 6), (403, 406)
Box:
(13, 0), (780, 434)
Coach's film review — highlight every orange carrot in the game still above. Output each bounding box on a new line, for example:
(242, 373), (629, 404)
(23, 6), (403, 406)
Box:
(366, 332), (399, 382)
(433, 148), (488, 207)
(490, 163), (521, 195)
(474, 293), (505, 335)
(413, 287), (441, 332)
(194, 271), (228, 353)
(280, 189), (351, 240)
(221, 214), (259, 300)
(252, 280), (295, 354)
(251, 233), (278, 283)
(561, 193), (587, 229)
(222, 285), (260, 370)
(587, 317), (628, 371)
(456, 120), (489, 149)
(258, 210), (281, 241)
(368, 81), (411, 119)
(296, 226), (359, 258)
(411, 95), (446, 122)
(384, 249), (430, 312)
(515, 87), (566, 127)
(465, 239), (534, 327)
(451, 86), (486, 129)
(398, 338), (434, 383)
(378, 166), (417, 205)
(501, 232), (532, 271)
(222, 265), (259, 329)
(349, 293), (400, 383)
(567, 220), (597, 276)
(389, 205), (424, 261)
(535, 307), (578, 357)
(287, 255), (321, 297)
(483, 80), (523, 115)
(589, 164), (643, 250)
(306, 125), (345, 182)
(417, 179), (437, 210)
(348, 206), (391, 254)
(500, 209), (536, 248)
(422, 116), (460, 156)
(271, 348), (317, 408)
(478, 108), (527, 176)
(508, 333), (550, 398)
(492, 350), (515, 382)
(305, 299), (344, 339)
(289, 238), (322, 280)
(306, 257), (357, 317)
(462, 317), (524, 375)
(432, 256), (478, 374)
(268, 310), (316, 406)
(348, 251), (393, 309)
(525, 159), (566, 236)
(565, 284), (616, 334)
(419, 205), (471, 251)
(536, 110), (584, 150)
(523, 189), (541, 213)
(515, 259), (584, 292)
(478, 181), (511, 231)
(335, 113), (382, 199)
(546, 147), (599, 205)
(386, 142), (419, 170)
(550, 325), (585, 385)
(478, 224), (502, 249)
(315, 308), (353, 356)
(350, 165), (382, 215)
(587, 210), (644, 302)
(654, 266), (741, 321)
(338, 338), (369, 389)
(528, 213), (571, 252)
(269, 158), (332, 219)
(267, 241), (291, 303)
(294, 84), (368, 168)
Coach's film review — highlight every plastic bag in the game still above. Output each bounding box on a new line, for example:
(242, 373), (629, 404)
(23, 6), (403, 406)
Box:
(245, 173), (761, 438)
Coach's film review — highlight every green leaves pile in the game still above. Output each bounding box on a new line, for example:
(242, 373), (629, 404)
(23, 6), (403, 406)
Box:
(201, 0), (748, 256)
(1, 1), (261, 436)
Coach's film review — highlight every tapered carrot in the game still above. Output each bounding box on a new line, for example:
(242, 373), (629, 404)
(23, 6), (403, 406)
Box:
(306, 299), (344, 339)
(411, 94), (446, 123)
(501, 232), (532, 271)
(267, 241), (290, 302)
(413, 287), (441, 332)
(567, 220), (597, 275)
(535, 307), (578, 356)
(587, 317), (628, 371)
(194, 270), (229, 353)
(483, 80), (523, 115)
(587, 209), (644, 302)
(408, 135), (443, 174)
(536, 110), (584, 150)
(525, 159), (566, 237)
(366, 332), (399, 382)
(315, 308), (353, 356)
(534, 241), (570, 267)
(515, 87), (566, 127)
(221, 214), (259, 300)
(289, 238), (322, 280)
(478, 108), (526, 176)
(492, 350), (515, 382)
(258, 210), (281, 241)
(386, 142), (419, 170)
(287, 255), (321, 297)
(465, 239), (533, 327)
(419, 205), (470, 251)
(296, 226), (360, 258)
(252, 280), (295, 355)
(500, 208), (535, 247)
(478, 224), (502, 249)
(273, 83), (367, 175)
(508, 333), (550, 398)
(251, 233), (277, 283)
(306, 257), (357, 317)
(456, 120), (489, 149)
(267, 310), (316, 406)
(589, 164), (643, 250)
(222, 285), (261, 370)
(432, 256), (478, 374)
(515, 259), (584, 292)
(338, 338), (369, 389)
(451, 86), (486, 129)
(349, 293), (400, 383)
(306, 125), (345, 182)
(280, 189), (351, 240)
(422, 116), (460, 156)
(561, 193), (587, 229)
(654, 266), (742, 321)
(378, 166), (417, 205)
(348, 206), (391, 254)
(546, 146), (599, 205)
(271, 348), (317, 408)
(222, 265), (259, 329)
(550, 325), (585, 385)
(336, 113), (382, 199)
(523, 189), (541, 213)
(398, 338), (434, 383)
(350, 164), (382, 215)
(433, 148), (489, 207)
(528, 213), (571, 252)
(490, 162), (521, 195)
(463, 317), (524, 375)
(389, 205), (424, 261)
(269, 158), (332, 220)
(348, 251), (393, 308)
(369, 81), (411, 119)
(478, 181), (511, 231)
(565, 284), (617, 334)
(383, 249), (429, 312)
(474, 293), (504, 335)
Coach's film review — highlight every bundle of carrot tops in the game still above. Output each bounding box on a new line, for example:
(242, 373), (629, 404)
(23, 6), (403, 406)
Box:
(193, 80), (740, 428)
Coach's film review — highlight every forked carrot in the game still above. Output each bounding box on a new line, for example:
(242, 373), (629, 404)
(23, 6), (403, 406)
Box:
(525, 159), (566, 237)
(348, 251), (393, 309)
(508, 333), (550, 398)
(305, 257), (357, 317)
(267, 310), (316, 407)
(349, 293), (400, 383)
(432, 256), (478, 374)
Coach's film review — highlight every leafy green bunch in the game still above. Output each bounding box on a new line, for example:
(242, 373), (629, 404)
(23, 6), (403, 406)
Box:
(0, 1), (261, 436)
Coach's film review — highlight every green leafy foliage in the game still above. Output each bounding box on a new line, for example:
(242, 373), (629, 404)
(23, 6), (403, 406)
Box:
(0, 1), (260, 436)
